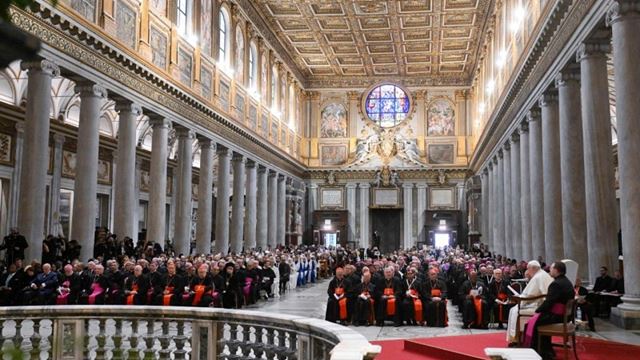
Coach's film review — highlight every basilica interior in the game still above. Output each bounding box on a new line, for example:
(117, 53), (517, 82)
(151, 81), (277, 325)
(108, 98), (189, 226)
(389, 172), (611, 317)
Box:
(2, 0), (640, 359)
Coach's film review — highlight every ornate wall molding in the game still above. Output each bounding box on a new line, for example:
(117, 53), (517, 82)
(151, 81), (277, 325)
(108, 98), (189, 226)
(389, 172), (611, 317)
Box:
(11, 4), (306, 178)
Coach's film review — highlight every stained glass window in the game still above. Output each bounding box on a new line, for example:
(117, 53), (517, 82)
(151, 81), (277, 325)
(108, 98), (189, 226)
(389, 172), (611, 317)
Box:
(364, 84), (410, 127)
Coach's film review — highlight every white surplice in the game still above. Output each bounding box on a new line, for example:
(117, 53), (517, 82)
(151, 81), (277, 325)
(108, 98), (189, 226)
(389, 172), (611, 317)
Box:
(506, 269), (554, 342)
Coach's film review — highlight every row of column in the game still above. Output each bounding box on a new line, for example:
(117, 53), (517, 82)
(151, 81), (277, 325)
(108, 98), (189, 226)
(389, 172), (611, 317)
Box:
(481, 13), (630, 288)
(16, 59), (291, 262)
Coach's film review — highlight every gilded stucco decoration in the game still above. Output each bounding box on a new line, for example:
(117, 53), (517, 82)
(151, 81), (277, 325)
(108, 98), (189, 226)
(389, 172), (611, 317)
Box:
(250, 0), (492, 88)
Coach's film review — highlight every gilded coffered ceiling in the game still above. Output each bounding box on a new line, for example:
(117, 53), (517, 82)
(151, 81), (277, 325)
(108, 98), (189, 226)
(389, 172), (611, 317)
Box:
(248, 0), (493, 88)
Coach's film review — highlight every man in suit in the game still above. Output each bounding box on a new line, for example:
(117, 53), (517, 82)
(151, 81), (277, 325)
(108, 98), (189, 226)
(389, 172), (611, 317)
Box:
(589, 266), (614, 316)
(0, 228), (28, 265)
(523, 261), (574, 359)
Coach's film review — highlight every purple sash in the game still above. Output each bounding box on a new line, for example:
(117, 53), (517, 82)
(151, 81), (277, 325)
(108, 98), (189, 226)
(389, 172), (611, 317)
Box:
(522, 302), (566, 347)
(56, 280), (71, 305)
(243, 278), (254, 297)
(88, 282), (105, 305)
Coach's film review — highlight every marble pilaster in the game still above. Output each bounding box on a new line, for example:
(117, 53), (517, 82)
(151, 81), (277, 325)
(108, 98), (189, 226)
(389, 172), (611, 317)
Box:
(229, 153), (246, 254)
(72, 82), (107, 262)
(174, 126), (194, 256)
(113, 100), (141, 241)
(528, 109), (545, 261)
(578, 41), (618, 283)
(48, 133), (65, 236)
(267, 171), (278, 249)
(244, 160), (258, 250)
(510, 132), (522, 261)
(403, 183), (414, 250)
(487, 162), (494, 251)
(196, 137), (214, 255)
(556, 68), (588, 280)
(480, 169), (489, 242)
(519, 121), (533, 261)
(256, 166), (268, 250)
(495, 153), (506, 258)
(346, 183), (357, 243)
(147, 116), (171, 247)
(540, 90), (564, 263)
(277, 174), (287, 246)
(214, 146), (232, 254)
(18, 60), (59, 262)
(9, 123), (24, 229)
(608, 1), (640, 322)
(416, 184), (427, 245)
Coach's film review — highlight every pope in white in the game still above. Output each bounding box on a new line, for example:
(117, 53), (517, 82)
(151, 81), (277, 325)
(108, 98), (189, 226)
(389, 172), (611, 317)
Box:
(506, 260), (553, 343)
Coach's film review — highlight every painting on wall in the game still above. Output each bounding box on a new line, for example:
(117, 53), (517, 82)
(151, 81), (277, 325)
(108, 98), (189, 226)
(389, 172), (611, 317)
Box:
(281, 128), (287, 146)
(149, 0), (166, 16)
(200, 0), (212, 56)
(116, 1), (137, 49)
(271, 121), (279, 142)
(219, 80), (230, 111)
(178, 48), (192, 86)
(0, 133), (11, 165)
(62, 151), (77, 178)
(427, 143), (455, 164)
(235, 93), (245, 119)
(200, 67), (212, 100)
(248, 105), (257, 130)
(235, 26), (245, 83)
(69, 0), (97, 22)
(427, 99), (455, 136)
(261, 113), (269, 137)
(320, 145), (347, 166)
(150, 27), (167, 70)
(320, 103), (347, 138)
(97, 159), (111, 185)
(140, 170), (150, 192)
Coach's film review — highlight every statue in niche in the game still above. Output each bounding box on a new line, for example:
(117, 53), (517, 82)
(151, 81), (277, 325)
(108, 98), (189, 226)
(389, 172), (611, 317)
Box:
(397, 138), (423, 166)
(373, 170), (382, 188)
(390, 170), (400, 188)
(326, 171), (336, 185)
(438, 169), (447, 185)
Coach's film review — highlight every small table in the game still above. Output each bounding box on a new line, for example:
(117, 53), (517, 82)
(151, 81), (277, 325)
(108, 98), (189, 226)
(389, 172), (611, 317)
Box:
(485, 347), (541, 360)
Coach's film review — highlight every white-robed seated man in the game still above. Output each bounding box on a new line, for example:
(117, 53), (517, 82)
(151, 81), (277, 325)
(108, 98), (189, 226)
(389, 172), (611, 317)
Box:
(506, 260), (553, 346)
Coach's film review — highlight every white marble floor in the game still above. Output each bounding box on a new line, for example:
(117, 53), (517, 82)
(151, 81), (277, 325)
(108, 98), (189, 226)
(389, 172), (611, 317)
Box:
(251, 279), (640, 345)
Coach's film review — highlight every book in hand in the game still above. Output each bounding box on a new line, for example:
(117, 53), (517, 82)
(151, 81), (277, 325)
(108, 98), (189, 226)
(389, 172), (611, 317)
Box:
(507, 285), (520, 297)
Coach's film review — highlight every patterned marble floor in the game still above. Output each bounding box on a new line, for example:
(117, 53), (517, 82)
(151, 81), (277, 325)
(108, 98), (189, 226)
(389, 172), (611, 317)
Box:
(251, 279), (640, 345)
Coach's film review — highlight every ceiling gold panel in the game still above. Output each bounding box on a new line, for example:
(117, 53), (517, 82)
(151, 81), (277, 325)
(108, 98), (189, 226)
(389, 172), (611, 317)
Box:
(249, 0), (493, 87)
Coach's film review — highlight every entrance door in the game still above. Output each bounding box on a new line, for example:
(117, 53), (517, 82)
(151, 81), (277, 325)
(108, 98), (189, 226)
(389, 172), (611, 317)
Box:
(370, 209), (402, 254)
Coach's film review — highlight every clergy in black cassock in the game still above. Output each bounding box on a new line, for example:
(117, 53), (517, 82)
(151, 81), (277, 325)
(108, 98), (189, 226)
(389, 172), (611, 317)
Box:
(460, 271), (490, 329)
(325, 267), (348, 323)
(424, 268), (448, 327)
(375, 266), (403, 326)
(488, 269), (513, 329)
(353, 272), (376, 326)
(400, 267), (424, 325)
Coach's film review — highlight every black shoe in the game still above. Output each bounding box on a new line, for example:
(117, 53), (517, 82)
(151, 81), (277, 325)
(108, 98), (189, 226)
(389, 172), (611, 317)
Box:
(507, 342), (519, 348)
(394, 322), (401, 327)
(497, 323), (504, 329)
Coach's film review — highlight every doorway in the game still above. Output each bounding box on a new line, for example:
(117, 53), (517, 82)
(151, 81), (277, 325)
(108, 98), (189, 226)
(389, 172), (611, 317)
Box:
(370, 209), (402, 254)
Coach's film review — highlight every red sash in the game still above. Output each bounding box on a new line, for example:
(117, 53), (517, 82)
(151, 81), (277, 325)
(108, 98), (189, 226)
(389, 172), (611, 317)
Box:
(126, 283), (138, 305)
(193, 284), (205, 306)
(431, 289), (442, 298)
(473, 297), (483, 326)
(410, 289), (423, 322)
(163, 286), (175, 306)
(497, 293), (508, 322)
(335, 287), (348, 320)
(384, 288), (396, 316)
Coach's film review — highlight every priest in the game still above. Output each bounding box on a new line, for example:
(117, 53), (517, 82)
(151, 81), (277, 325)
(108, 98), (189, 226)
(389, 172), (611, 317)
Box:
(353, 271), (376, 326)
(488, 268), (512, 329)
(123, 265), (149, 305)
(325, 267), (349, 323)
(424, 268), (448, 327)
(156, 260), (184, 306)
(375, 266), (402, 327)
(400, 267), (424, 326)
(460, 270), (489, 329)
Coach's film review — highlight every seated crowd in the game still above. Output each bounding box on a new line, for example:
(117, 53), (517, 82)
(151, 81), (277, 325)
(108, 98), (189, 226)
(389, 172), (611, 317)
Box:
(0, 229), (337, 308)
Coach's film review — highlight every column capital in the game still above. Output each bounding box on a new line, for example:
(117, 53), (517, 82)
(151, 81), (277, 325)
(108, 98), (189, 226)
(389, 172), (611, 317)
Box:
(258, 164), (268, 173)
(216, 145), (231, 157)
(15, 122), (25, 134)
(75, 82), (108, 99)
(416, 183), (428, 189)
(511, 131), (520, 143)
(482, 168), (489, 176)
(492, 156), (499, 164)
(346, 91), (360, 101)
(148, 114), (171, 129)
(278, 174), (287, 181)
(538, 89), (558, 107)
(345, 183), (358, 189)
(519, 119), (529, 133)
(498, 150), (504, 159)
(245, 159), (256, 168)
(503, 140), (511, 151)
(174, 125), (195, 139)
(488, 161), (494, 170)
(53, 132), (66, 145)
(527, 108), (542, 122)
(402, 183), (414, 189)
(115, 99), (142, 116)
(268, 169), (278, 177)
(359, 183), (371, 189)
(576, 40), (611, 62)
(20, 59), (60, 77)
(309, 182), (319, 189)
(607, 0), (640, 26)
(232, 152), (245, 163)
(197, 135), (215, 149)
(555, 67), (581, 88)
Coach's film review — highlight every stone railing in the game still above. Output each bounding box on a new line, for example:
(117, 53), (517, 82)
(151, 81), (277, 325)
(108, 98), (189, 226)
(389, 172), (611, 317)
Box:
(0, 306), (380, 359)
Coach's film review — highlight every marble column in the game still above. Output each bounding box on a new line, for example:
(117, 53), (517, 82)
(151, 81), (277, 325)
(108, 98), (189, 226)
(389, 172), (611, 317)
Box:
(9, 123), (24, 229)
(277, 174), (287, 246)
(416, 184), (427, 245)
(502, 142), (512, 259)
(174, 126), (194, 256)
(495, 153), (506, 257)
(578, 40), (618, 283)
(307, 183), (318, 235)
(540, 90), (564, 263)
(72, 82), (107, 262)
(244, 160), (257, 250)
(214, 146), (231, 254)
(556, 68), (588, 280)
(196, 137), (214, 255)
(48, 133), (65, 236)
(359, 183), (370, 248)
(519, 121), (533, 261)
(510, 132), (522, 261)
(267, 171), (278, 249)
(113, 100), (141, 241)
(346, 183), (357, 243)
(18, 60), (59, 262)
(486, 162), (494, 251)
(491, 157), (500, 255)
(229, 153), (246, 254)
(608, 1), (640, 321)
(528, 109), (545, 261)
(403, 183), (414, 250)
(480, 169), (489, 242)
(256, 166), (268, 250)
(147, 116), (171, 247)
